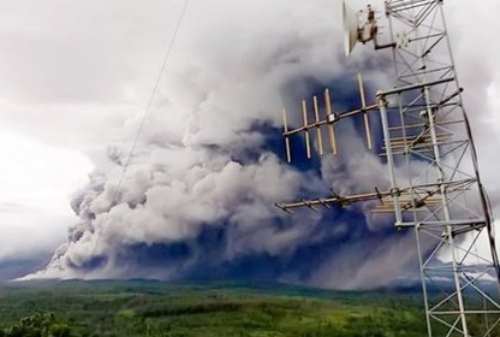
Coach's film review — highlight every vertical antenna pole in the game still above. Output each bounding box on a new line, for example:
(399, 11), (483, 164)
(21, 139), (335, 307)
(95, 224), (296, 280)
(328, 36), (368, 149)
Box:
(313, 96), (324, 156)
(282, 108), (292, 163)
(378, 93), (402, 224)
(324, 89), (338, 155)
(302, 99), (312, 159)
(358, 73), (373, 150)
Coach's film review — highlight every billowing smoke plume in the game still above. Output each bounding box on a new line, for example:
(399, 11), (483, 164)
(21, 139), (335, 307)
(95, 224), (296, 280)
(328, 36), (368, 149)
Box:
(25, 0), (500, 289)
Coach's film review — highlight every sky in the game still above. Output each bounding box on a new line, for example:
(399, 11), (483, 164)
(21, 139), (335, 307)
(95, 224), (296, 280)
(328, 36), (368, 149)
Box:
(0, 0), (499, 287)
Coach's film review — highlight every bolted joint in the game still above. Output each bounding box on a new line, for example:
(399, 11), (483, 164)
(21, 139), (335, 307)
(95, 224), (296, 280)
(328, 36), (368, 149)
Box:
(390, 187), (401, 197)
(376, 92), (388, 107)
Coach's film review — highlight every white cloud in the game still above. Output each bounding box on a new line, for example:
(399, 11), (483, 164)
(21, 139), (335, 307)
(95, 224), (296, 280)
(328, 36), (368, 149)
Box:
(0, 130), (93, 261)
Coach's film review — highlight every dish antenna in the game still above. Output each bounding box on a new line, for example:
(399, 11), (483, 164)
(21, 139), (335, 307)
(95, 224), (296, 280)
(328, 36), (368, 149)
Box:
(343, 1), (388, 56)
(342, 0), (359, 56)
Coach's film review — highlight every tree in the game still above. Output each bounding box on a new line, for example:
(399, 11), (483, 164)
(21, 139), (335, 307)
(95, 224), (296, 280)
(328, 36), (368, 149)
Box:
(1, 313), (77, 337)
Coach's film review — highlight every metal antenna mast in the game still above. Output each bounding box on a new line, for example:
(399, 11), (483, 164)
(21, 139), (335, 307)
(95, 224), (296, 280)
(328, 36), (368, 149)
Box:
(276, 1), (500, 336)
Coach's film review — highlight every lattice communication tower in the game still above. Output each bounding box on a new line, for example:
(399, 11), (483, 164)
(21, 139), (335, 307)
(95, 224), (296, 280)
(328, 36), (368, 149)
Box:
(276, 1), (500, 336)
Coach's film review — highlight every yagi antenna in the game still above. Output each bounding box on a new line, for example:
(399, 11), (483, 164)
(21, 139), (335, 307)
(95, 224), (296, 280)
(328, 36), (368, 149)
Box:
(281, 73), (375, 162)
